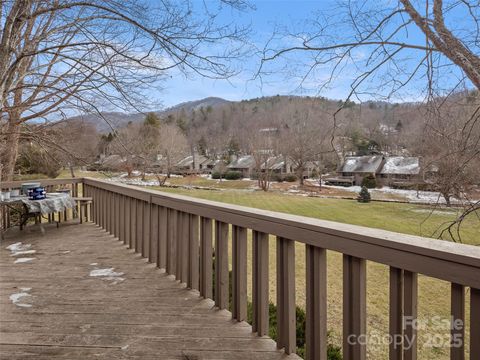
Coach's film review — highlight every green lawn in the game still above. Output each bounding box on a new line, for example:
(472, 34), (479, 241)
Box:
(152, 188), (479, 245)
(151, 187), (478, 359)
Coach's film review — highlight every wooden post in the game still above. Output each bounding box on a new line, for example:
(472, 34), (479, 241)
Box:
(119, 195), (125, 244)
(200, 217), (213, 299)
(470, 288), (480, 359)
(305, 244), (327, 360)
(143, 201), (151, 259)
(450, 283), (465, 360)
(389, 267), (404, 360)
(276, 237), (296, 354)
(178, 212), (189, 284)
(403, 271), (417, 360)
(188, 214), (199, 290)
(167, 209), (177, 277)
(232, 225), (247, 321)
(150, 205), (159, 264)
(343, 254), (366, 360)
(214, 220), (229, 309)
(252, 230), (269, 336)
(158, 206), (167, 269)
(135, 200), (143, 254)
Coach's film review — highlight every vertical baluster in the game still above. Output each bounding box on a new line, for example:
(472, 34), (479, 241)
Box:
(109, 191), (114, 234)
(403, 271), (417, 360)
(252, 230), (269, 336)
(115, 193), (120, 238)
(167, 209), (177, 276)
(125, 196), (131, 247)
(188, 214), (199, 290)
(176, 212), (185, 282)
(389, 267), (404, 360)
(92, 187), (97, 224)
(450, 283), (465, 360)
(119, 195), (125, 243)
(73, 183), (79, 219)
(111, 193), (116, 236)
(143, 201), (151, 259)
(277, 237), (296, 354)
(102, 190), (107, 230)
(150, 204), (159, 264)
(105, 191), (113, 234)
(98, 189), (103, 228)
(232, 225), (247, 321)
(131, 198), (137, 250)
(214, 221), (229, 309)
(158, 206), (167, 269)
(305, 244), (327, 360)
(181, 212), (189, 284)
(200, 217), (213, 299)
(135, 200), (143, 254)
(343, 254), (366, 360)
(470, 288), (480, 359)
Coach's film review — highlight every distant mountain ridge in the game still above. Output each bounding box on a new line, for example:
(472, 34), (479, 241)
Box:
(71, 96), (230, 132)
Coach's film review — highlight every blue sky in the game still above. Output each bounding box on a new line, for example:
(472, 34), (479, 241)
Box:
(159, 0), (333, 107)
(154, 0), (474, 108)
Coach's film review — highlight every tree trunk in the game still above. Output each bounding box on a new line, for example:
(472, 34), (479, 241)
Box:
(1, 119), (21, 181)
(443, 193), (452, 207)
(297, 166), (304, 186)
(69, 164), (76, 178)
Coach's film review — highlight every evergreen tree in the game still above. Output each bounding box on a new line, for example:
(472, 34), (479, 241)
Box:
(357, 186), (371, 203)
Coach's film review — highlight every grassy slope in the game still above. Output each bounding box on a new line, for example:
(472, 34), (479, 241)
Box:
(153, 187), (478, 359)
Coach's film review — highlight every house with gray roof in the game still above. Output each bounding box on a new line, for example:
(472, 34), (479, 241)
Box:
(227, 155), (255, 177)
(378, 156), (421, 186)
(176, 154), (208, 173)
(338, 155), (384, 186)
(326, 155), (424, 187)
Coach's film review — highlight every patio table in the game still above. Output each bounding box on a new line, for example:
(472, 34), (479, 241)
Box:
(0, 192), (76, 230)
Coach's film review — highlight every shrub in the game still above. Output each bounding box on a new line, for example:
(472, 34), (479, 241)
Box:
(357, 186), (371, 203)
(224, 171), (242, 180)
(211, 171), (223, 179)
(361, 174), (377, 188)
(284, 174), (298, 182)
(271, 173), (284, 182)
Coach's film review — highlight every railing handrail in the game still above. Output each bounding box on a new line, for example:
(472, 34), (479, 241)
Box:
(1, 178), (83, 190)
(83, 177), (480, 288)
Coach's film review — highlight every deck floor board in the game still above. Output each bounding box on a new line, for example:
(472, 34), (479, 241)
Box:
(1, 223), (297, 359)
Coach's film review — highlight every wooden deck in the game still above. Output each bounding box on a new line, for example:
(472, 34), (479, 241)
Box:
(0, 223), (297, 359)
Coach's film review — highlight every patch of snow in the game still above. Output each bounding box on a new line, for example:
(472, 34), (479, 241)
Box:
(62, 250), (71, 254)
(321, 184), (463, 205)
(90, 263), (98, 266)
(11, 250), (36, 256)
(10, 289), (32, 307)
(6, 242), (36, 257)
(14, 258), (35, 264)
(121, 345), (129, 351)
(90, 267), (125, 284)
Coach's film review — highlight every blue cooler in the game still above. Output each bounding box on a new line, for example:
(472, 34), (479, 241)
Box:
(28, 187), (46, 200)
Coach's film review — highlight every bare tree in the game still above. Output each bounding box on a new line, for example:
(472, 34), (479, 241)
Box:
(246, 126), (279, 191)
(258, 0), (480, 232)
(280, 108), (330, 185)
(156, 124), (189, 183)
(0, 0), (249, 180)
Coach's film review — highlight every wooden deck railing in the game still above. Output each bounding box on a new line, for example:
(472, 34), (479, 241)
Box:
(3, 177), (479, 359)
(82, 178), (480, 360)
